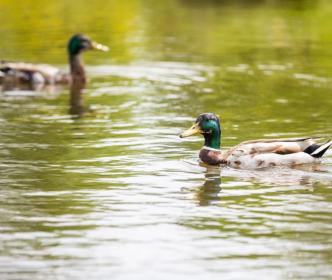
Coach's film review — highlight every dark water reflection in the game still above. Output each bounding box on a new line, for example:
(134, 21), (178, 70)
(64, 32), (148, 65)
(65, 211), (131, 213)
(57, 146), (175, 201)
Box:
(194, 165), (222, 206)
(69, 81), (86, 116)
(1, 0), (332, 279)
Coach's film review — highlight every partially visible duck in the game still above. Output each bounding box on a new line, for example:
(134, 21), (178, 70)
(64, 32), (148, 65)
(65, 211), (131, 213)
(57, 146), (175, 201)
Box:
(0, 34), (109, 86)
(180, 113), (332, 169)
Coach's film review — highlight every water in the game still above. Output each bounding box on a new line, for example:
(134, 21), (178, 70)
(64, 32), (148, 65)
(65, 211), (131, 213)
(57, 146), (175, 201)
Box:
(1, 1), (332, 279)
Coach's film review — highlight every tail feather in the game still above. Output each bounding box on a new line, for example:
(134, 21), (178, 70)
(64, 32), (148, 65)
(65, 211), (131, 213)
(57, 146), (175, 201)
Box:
(304, 140), (332, 158)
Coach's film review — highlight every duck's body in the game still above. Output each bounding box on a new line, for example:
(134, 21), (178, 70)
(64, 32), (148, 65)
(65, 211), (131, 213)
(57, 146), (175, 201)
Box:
(180, 113), (332, 169)
(0, 34), (108, 87)
(0, 61), (69, 85)
(200, 137), (330, 169)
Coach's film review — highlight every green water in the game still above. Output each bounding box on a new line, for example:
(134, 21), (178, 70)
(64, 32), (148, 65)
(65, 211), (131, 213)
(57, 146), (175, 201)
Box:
(1, 0), (332, 279)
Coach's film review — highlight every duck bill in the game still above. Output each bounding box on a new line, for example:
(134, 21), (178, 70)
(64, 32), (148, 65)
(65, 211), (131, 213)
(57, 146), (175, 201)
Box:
(91, 41), (110, 52)
(180, 123), (202, 138)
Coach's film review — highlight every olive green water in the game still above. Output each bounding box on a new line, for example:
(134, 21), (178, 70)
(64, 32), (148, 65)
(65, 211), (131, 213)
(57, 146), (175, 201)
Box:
(1, 0), (332, 279)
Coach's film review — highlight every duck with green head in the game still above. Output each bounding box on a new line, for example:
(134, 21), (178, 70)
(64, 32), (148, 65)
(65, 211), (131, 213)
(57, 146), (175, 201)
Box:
(0, 34), (109, 86)
(180, 113), (332, 169)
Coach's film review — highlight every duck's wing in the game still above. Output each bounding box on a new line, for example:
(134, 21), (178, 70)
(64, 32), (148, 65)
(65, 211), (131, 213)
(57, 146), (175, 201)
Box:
(240, 137), (313, 145)
(0, 62), (61, 83)
(224, 137), (325, 169)
(226, 137), (316, 157)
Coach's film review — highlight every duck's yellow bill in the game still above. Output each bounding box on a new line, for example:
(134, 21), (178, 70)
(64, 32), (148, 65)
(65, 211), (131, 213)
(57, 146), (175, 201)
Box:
(92, 41), (110, 52)
(180, 123), (202, 138)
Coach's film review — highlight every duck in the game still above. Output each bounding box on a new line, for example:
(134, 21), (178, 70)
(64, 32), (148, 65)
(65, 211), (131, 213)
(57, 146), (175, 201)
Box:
(0, 34), (109, 86)
(180, 113), (332, 169)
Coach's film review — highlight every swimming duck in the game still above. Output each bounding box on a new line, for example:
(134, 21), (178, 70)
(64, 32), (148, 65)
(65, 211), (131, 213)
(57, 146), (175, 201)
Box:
(180, 113), (332, 169)
(0, 34), (109, 86)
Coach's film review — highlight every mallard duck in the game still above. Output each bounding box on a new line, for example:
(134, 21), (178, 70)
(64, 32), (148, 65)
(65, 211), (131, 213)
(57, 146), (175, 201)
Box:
(180, 113), (332, 169)
(0, 34), (109, 86)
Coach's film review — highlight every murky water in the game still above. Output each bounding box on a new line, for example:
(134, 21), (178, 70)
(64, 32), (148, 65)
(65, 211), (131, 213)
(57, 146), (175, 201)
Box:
(1, 1), (332, 279)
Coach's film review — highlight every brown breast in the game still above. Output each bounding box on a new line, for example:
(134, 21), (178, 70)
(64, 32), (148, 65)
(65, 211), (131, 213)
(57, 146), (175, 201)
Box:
(199, 149), (225, 165)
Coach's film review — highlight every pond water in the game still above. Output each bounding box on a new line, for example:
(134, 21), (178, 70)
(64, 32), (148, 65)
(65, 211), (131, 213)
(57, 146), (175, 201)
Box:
(1, 0), (332, 279)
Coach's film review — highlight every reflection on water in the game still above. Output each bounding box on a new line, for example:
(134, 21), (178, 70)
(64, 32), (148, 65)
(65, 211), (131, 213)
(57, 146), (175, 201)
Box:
(1, 0), (332, 279)
(69, 81), (85, 116)
(195, 165), (222, 206)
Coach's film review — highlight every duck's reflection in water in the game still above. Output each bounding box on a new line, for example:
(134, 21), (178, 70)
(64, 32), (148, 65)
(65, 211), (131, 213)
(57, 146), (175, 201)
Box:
(194, 161), (332, 206)
(69, 81), (85, 117)
(0, 81), (63, 95)
(195, 165), (222, 206)
(222, 163), (331, 187)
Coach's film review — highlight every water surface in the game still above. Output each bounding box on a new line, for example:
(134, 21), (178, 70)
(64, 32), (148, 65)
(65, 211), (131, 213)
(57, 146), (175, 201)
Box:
(1, 1), (332, 279)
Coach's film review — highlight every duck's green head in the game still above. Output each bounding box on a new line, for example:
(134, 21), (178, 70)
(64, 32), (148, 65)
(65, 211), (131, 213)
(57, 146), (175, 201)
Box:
(67, 34), (109, 56)
(180, 113), (221, 149)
